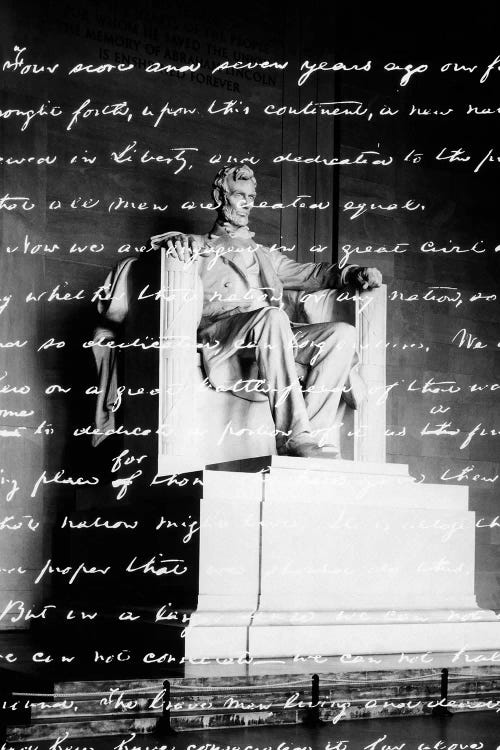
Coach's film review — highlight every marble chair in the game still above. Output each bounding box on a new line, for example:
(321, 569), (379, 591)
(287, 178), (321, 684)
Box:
(156, 253), (387, 475)
(92, 251), (387, 474)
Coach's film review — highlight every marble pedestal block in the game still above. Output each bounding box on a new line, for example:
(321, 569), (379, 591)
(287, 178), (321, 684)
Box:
(185, 457), (500, 660)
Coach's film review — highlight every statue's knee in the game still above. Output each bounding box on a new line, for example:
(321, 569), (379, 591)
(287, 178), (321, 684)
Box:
(259, 306), (291, 331)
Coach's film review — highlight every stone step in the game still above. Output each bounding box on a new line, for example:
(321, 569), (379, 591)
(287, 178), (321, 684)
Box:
(264, 474), (468, 508)
(202, 461), (468, 510)
(7, 666), (500, 740)
(7, 716), (157, 742)
(7, 677), (309, 739)
(53, 678), (165, 694)
(32, 679), (310, 718)
(7, 708), (301, 741)
(270, 456), (411, 475)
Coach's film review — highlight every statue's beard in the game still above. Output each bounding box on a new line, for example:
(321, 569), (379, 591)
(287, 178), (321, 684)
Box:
(220, 204), (249, 227)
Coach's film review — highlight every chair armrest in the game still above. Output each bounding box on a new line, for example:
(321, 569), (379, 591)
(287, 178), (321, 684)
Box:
(283, 288), (357, 325)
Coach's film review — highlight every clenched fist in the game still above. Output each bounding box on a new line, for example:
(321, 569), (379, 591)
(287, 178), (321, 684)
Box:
(353, 267), (383, 290)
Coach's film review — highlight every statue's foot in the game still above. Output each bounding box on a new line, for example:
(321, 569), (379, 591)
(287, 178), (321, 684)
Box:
(281, 436), (340, 459)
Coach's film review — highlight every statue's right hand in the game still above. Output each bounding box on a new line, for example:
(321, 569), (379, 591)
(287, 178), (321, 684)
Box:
(166, 234), (201, 263)
(150, 232), (204, 262)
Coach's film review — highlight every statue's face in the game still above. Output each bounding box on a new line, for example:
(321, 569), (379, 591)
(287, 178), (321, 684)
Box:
(220, 179), (256, 227)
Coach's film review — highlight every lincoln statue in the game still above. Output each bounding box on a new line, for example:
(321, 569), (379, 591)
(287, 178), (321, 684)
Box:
(150, 164), (382, 459)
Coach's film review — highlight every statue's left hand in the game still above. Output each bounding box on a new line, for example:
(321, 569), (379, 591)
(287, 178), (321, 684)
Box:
(355, 267), (383, 290)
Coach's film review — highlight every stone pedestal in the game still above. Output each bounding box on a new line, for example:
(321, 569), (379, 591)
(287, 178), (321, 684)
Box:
(185, 457), (500, 660)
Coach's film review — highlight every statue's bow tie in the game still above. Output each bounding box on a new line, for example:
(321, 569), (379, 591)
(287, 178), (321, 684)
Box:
(220, 223), (255, 240)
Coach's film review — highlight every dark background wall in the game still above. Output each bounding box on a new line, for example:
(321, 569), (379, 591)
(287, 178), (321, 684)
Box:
(333, 13), (500, 608)
(0, 0), (337, 633)
(0, 0), (499, 646)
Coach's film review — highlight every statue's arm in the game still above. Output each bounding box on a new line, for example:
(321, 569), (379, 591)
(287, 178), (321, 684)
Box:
(269, 249), (373, 290)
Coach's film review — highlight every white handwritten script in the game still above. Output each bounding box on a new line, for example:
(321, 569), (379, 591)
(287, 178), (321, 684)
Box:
(0, 3), (499, 749)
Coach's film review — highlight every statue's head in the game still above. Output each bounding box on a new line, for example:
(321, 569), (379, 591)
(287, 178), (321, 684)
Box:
(212, 164), (257, 228)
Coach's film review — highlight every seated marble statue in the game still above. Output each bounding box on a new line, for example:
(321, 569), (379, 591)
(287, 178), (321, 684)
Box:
(151, 164), (382, 459)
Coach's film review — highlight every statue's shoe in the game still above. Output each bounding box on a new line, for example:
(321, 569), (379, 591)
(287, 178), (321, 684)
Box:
(282, 437), (340, 459)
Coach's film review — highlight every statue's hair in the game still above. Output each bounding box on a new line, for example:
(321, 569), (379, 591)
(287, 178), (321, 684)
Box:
(211, 164), (257, 206)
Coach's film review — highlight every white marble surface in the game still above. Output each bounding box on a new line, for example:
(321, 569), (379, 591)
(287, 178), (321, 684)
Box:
(185, 459), (500, 660)
(156, 270), (388, 475)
